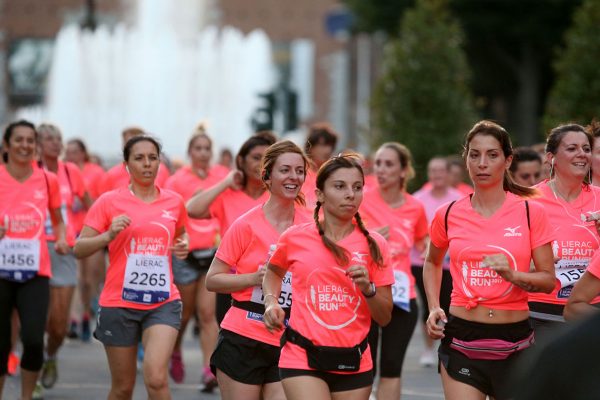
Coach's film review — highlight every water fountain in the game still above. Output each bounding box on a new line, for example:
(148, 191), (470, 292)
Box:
(17, 0), (275, 162)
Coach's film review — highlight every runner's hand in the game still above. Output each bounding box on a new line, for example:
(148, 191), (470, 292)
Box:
(225, 170), (244, 191)
(253, 265), (267, 286)
(483, 253), (513, 282)
(171, 238), (189, 259)
(54, 238), (70, 255)
(346, 264), (370, 293)
(264, 300), (285, 332)
(108, 214), (131, 241)
(426, 307), (447, 339)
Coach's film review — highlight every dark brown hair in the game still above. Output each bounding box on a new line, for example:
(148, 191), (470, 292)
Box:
(314, 153), (384, 268)
(236, 131), (277, 187)
(463, 120), (537, 198)
(123, 135), (162, 161)
(304, 123), (338, 155)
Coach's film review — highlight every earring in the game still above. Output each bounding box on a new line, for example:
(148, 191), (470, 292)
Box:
(549, 159), (554, 178)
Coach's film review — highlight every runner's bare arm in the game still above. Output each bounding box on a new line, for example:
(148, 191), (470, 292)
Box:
(262, 263), (287, 332)
(73, 214), (131, 258)
(205, 256), (264, 293)
(423, 241), (447, 339)
(186, 170), (242, 219)
(486, 243), (555, 293)
(49, 207), (69, 255)
(564, 272), (600, 321)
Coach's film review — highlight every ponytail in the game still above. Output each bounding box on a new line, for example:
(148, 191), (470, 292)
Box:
(354, 212), (384, 268)
(503, 171), (539, 198)
(314, 201), (349, 266)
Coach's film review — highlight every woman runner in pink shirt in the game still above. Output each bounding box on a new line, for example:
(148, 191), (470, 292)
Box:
(187, 131), (276, 324)
(163, 129), (227, 388)
(361, 142), (428, 400)
(206, 140), (310, 400)
(37, 123), (92, 393)
(263, 153), (394, 399)
(74, 136), (189, 400)
(0, 120), (68, 400)
(528, 124), (600, 339)
(64, 138), (107, 342)
(424, 121), (556, 400)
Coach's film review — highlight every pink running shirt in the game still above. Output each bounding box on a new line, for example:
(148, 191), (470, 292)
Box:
(71, 162), (106, 235)
(100, 163), (170, 194)
(529, 181), (600, 305)
(361, 190), (428, 300)
(165, 165), (228, 250)
(430, 193), (554, 311)
(217, 205), (311, 346)
(270, 223), (394, 373)
(83, 187), (187, 310)
(209, 188), (269, 235)
(0, 166), (61, 278)
(42, 161), (86, 246)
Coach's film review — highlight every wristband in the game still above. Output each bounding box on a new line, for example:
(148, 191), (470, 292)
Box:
(362, 282), (376, 298)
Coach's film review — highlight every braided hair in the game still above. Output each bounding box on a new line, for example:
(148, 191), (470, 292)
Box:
(314, 153), (384, 268)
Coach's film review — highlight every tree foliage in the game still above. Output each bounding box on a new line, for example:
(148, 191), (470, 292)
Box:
(543, 0), (600, 130)
(371, 0), (476, 186)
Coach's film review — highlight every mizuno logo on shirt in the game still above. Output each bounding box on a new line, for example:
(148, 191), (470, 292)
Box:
(34, 190), (44, 200)
(161, 210), (177, 221)
(503, 226), (522, 237)
(351, 252), (367, 264)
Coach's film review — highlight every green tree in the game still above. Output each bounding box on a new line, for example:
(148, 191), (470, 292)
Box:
(345, 0), (579, 144)
(543, 0), (600, 130)
(371, 0), (476, 186)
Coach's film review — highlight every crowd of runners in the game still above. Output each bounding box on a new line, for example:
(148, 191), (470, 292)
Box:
(0, 118), (599, 400)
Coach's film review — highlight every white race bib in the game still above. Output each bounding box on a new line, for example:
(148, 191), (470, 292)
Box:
(0, 238), (40, 282)
(251, 271), (293, 308)
(122, 254), (171, 304)
(392, 270), (410, 312)
(555, 259), (589, 289)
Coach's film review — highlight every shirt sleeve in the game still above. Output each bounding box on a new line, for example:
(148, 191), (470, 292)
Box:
(528, 201), (555, 249)
(429, 203), (450, 249)
(83, 193), (111, 233)
(414, 203), (429, 240)
(45, 172), (62, 210)
(215, 218), (250, 267)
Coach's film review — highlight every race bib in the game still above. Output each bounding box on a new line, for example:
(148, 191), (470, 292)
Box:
(392, 270), (410, 311)
(251, 271), (293, 308)
(122, 254), (171, 304)
(555, 259), (588, 289)
(0, 238), (40, 282)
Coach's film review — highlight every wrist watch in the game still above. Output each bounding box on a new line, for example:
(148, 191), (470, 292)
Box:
(363, 282), (376, 298)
